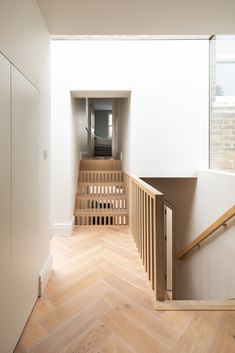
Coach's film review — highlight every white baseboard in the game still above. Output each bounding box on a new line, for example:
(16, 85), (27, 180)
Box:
(38, 255), (53, 297)
(52, 216), (75, 237)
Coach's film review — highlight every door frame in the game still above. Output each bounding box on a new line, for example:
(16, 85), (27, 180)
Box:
(164, 200), (175, 298)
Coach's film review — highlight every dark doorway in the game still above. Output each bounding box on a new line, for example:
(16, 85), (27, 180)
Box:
(93, 98), (112, 156)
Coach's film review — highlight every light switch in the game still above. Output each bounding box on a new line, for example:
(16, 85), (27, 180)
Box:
(43, 149), (48, 160)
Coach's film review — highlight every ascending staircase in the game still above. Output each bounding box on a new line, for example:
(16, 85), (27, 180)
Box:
(75, 160), (128, 226)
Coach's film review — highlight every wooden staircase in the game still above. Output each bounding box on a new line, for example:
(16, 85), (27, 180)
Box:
(75, 160), (128, 226)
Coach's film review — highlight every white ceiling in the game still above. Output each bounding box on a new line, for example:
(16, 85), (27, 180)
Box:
(37, 0), (235, 35)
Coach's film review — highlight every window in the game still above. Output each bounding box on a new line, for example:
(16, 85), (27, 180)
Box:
(210, 36), (235, 172)
(216, 62), (235, 97)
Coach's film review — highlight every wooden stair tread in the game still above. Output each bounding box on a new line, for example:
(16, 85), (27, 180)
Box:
(78, 182), (124, 185)
(77, 192), (125, 196)
(77, 194), (127, 199)
(75, 209), (128, 216)
(80, 170), (123, 173)
(80, 159), (121, 171)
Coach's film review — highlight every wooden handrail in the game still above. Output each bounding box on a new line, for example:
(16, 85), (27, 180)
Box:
(177, 205), (235, 260)
(131, 176), (163, 197)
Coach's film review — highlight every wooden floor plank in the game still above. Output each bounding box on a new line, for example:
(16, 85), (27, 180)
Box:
(103, 273), (154, 311)
(49, 267), (109, 306)
(29, 299), (111, 353)
(14, 226), (235, 353)
(171, 311), (223, 353)
(100, 335), (135, 353)
(39, 280), (110, 332)
(102, 289), (178, 350)
(19, 316), (47, 351)
(207, 312), (235, 353)
(102, 308), (170, 353)
(101, 259), (150, 293)
(58, 320), (112, 353)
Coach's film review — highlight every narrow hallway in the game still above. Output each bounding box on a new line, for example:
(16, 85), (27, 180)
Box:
(15, 227), (233, 353)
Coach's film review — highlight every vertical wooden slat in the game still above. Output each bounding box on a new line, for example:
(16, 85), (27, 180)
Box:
(147, 195), (150, 277)
(136, 187), (139, 250)
(143, 191), (146, 266)
(150, 197), (153, 287)
(133, 182), (136, 241)
(136, 185), (139, 250)
(140, 188), (143, 253)
(155, 194), (165, 300)
(134, 184), (136, 243)
(139, 187), (142, 254)
(139, 189), (142, 257)
(153, 198), (157, 292)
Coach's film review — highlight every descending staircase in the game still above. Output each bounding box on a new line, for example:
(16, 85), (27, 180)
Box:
(75, 160), (128, 226)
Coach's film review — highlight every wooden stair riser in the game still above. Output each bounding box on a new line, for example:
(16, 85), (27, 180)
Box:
(76, 196), (127, 210)
(79, 170), (123, 183)
(75, 214), (128, 226)
(77, 184), (125, 196)
(80, 159), (121, 171)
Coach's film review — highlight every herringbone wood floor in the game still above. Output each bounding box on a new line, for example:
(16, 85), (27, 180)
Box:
(14, 227), (235, 353)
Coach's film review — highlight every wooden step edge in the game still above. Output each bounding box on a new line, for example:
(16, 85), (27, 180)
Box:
(75, 210), (128, 214)
(79, 170), (123, 173)
(149, 288), (235, 311)
(77, 182), (124, 185)
(153, 299), (235, 311)
(76, 194), (127, 199)
(75, 209), (128, 215)
(77, 194), (126, 198)
(74, 224), (129, 228)
(75, 208), (129, 213)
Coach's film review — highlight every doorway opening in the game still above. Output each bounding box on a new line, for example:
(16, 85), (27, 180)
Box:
(70, 90), (131, 160)
(91, 98), (113, 157)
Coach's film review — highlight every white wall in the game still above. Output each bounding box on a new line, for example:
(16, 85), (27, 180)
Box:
(144, 170), (235, 300)
(54, 40), (208, 173)
(79, 98), (89, 156)
(70, 98), (81, 225)
(178, 170), (235, 300)
(51, 94), (81, 235)
(112, 98), (119, 158)
(51, 39), (208, 227)
(0, 1), (50, 352)
(116, 98), (132, 172)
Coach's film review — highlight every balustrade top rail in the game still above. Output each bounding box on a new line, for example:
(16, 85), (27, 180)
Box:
(131, 176), (163, 197)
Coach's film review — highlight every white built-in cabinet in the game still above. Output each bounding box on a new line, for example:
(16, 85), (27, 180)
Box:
(0, 53), (39, 353)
